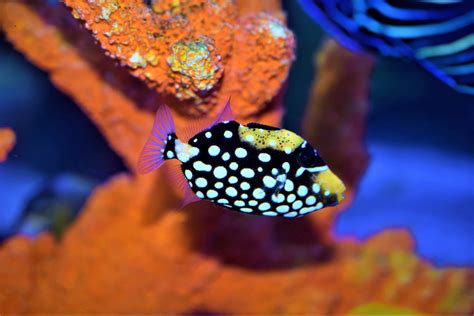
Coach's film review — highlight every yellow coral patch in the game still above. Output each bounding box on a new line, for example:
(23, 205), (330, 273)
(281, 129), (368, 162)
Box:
(314, 170), (346, 202)
(238, 125), (304, 152)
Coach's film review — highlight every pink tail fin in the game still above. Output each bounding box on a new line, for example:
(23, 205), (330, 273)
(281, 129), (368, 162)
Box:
(137, 105), (176, 174)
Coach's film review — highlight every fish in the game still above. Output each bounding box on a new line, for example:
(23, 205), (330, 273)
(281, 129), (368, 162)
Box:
(298, 0), (474, 94)
(137, 101), (346, 218)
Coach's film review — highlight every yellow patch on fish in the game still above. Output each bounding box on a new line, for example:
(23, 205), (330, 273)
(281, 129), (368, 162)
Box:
(314, 169), (346, 202)
(238, 125), (304, 152)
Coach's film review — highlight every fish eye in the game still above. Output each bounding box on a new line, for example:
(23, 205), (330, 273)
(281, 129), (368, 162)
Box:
(297, 146), (319, 168)
(297, 145), (326, 168)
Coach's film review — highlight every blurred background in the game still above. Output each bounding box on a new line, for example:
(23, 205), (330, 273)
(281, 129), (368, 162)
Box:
(0, 1), (473, 268)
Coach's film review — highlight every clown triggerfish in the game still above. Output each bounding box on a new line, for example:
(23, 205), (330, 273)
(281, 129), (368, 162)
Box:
(138, 101), (345, 218)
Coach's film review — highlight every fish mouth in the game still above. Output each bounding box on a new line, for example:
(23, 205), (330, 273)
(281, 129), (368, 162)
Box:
(313, 169), (346, 204)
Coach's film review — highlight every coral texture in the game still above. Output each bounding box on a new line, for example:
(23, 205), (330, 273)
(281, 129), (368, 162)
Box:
(63, 0), (295, 117)
(0, 128), (15, 163)
(0, 0), (472, 314)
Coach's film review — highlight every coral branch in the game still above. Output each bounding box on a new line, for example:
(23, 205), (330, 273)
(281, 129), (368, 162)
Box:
(302, 39), (373, 189)
(0, 128), (16, 163)
(62, 0), (294, 117)
(0, 174), (471, 313)
(301, 39), (374, 237)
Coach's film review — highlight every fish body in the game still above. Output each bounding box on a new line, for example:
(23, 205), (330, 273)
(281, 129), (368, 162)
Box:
(138, 103), (345, 218)
(298, 0), (474, 94)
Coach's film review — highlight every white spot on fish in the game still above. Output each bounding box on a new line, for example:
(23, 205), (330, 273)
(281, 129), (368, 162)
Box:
(235, 147), (248, 158)
(234, 200), (245, 207)
(240, 207), (253, 213)
(222, 152), (230, 161)
(213, 166), (227, 179)
(283, 211), (298, 218)
(240, 182), (250, 190)
(177, 152), (190, 162)
(252, 188), (265, 199)
(245, 135), (254, 142)
(324, 190), (331, 196)
(229, 176), (238, 184)
(207, 190), (218, 199)
(249, 200), (258, 206)
(271, 194), (285, 203)
(196, 191), (205, 199)
(312, 183), (321, 193)
(258, 202), (271, 211)
(276, 205), (289, 213)
(226, 187), (238, 197)
(263, 176), (277, 188)
(166, 151), (174, 159)
(230, 162), (239, 170)
(195, 177), (208, 188)
(295, 167), (305, 177)
(258, 153), (271, 162)
(284, 147), (292, 154)
(208, 145), (221, 156)
(205, 131), (212, 138)
(184, 170), (193, 180)
(215, 182), (224, 189)
(297, 185), (308, 197)
(241, 193), (248, 199)
(292, 200), (303, 210)
(258, 167), (263, 172)
(224, 130), (233, 138)
(305, 196), (316, 205)
(284, 179), (294, 192)
(193, 161), (212, 172)
(217, 198), (229, 204)
(287, 194), (296, 203)
(271, 168), (278, 176)
(269, 139), (277, 147)
(282, 162), (290, 173)
(189, 147), (199, 157)
(263, 211), (278, 217)
(307, 165), (329, 172)
(241, 168), (255, 178)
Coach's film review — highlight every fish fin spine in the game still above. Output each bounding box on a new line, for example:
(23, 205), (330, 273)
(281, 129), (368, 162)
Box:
(137, 105), (177, 174)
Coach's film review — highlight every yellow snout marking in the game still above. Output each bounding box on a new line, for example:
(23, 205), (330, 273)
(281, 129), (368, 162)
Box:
(238, 126), (304, 152)
(315, 169), (346, 203)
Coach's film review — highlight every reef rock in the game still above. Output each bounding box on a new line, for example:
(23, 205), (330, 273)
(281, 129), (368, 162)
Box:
(0, 128), (15, 162)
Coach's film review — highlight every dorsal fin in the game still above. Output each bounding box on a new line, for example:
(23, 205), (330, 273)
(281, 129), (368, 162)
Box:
(177, 97), (235, 142)
(212, 97), (235, 125)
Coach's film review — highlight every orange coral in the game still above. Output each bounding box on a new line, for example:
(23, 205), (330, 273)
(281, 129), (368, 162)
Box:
(303, 39), (373, 190)
(62, 0), (294, 117)
(0, 174), (471, 313)
(0, 128), (15, 163)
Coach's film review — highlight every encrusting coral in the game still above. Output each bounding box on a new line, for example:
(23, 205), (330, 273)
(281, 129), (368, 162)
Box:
(0, 128), (15, 163)
(62, 0), (295, 117)
(0, 0), (472, 314)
